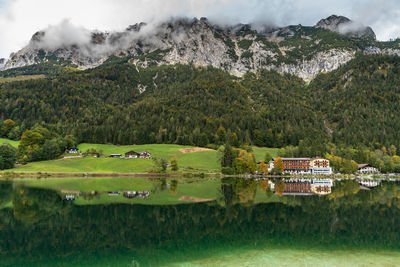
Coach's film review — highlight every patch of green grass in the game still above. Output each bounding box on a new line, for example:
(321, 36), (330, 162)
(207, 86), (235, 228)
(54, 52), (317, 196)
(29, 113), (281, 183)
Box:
(8, 144), (220, 173)
(5, 143), (277, 174)
(11, 157), (153, 173)
(178, 150), (220, 172)
(78, 143), (187, 158)
(252, 147), (280, 162)
(0, 138), (20, 148)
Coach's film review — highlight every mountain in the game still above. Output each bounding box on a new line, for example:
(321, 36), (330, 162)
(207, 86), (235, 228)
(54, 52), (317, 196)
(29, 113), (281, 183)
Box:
(2, 15), (399, 81)
(315, 15), (376, 39)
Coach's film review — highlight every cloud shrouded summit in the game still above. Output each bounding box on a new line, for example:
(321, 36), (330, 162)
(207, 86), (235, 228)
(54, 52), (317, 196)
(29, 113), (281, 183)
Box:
(0, 0), (400, 59)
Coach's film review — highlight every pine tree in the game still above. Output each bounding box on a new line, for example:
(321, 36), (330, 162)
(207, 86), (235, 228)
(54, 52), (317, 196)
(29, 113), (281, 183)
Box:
(221, 143), (233, 168)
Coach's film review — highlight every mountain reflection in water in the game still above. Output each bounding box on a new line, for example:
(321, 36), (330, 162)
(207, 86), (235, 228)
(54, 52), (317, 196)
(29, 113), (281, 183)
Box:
(0, 178), (399, 266)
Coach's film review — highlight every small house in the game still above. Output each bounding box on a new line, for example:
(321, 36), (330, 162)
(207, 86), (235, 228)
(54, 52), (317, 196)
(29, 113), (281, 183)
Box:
(139, 151), (151, 159)
(357, 164), (380, 174)
(109, 154), (122, 158)
(65, 195), (75, 201)
(67, 147), (79, 154)
(123, 191), (137, 198)
(125, 151), (140, 158)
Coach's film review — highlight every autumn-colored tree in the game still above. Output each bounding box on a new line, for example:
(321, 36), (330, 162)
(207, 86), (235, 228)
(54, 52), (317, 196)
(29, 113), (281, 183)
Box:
(273, 157), (284, 174)
(233, 150), (256, 174)
(259, 179), (269, 192)
(258, 160), (269, 174)
(274, 180), (285, 197)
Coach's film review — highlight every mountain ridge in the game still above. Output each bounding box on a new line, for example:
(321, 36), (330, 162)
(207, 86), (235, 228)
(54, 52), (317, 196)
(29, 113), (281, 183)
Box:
(1, 15), (400, 81)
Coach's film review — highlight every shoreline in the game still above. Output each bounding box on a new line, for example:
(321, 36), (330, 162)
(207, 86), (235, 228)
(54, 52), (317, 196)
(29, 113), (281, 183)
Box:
(1, 171), (397, 181)
(0, 171), (224, 179)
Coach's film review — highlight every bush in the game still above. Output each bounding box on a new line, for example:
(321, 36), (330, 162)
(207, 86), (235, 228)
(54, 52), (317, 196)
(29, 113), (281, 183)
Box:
(221, 167), (235, 175)
(0, 143), (16, 170)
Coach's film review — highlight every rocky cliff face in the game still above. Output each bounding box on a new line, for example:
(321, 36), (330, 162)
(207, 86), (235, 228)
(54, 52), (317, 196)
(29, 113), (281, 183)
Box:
(315, 15), (376, 39)
(0, 58), (5, 70)
(2, 15), (396, 81)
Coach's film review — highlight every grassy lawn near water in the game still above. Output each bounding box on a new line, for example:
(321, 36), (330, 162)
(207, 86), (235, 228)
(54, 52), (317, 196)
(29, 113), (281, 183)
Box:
(8, 144), (220, 173)
(2, 141), (279, 174)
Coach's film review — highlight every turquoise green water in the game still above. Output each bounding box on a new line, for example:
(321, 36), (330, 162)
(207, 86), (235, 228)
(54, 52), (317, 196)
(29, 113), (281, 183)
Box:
(0, 178), (399, 266)
(169, 248), (400, 267)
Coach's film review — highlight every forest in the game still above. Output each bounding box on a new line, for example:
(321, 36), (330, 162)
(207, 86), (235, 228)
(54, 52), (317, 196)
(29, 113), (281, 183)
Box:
(1, 54), (400, 168)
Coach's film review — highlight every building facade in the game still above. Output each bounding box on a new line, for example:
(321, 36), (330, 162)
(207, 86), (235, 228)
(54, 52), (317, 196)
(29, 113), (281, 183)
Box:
(272, 157), (332, 175)
(357, 164), (380, 174)
(125, 151), (140, 158)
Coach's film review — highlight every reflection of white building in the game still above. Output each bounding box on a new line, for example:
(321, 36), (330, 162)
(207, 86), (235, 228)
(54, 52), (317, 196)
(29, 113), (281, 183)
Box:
(312, 179), (333, 187)
(359, 179), (381, 188)
(357, 164), (380, 174)
(311, 179), (333, 195)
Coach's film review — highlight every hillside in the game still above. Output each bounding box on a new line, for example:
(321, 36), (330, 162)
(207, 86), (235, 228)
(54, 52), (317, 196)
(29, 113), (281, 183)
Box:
(2, 15), (400, 81)
(1, 54), (400, 154)
(0, 63), (327, 149)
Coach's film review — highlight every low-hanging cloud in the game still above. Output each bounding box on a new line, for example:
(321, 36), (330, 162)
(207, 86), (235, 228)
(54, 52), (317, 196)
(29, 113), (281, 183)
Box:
(0, 0), (400, 59)
(32, 20), (92, 50)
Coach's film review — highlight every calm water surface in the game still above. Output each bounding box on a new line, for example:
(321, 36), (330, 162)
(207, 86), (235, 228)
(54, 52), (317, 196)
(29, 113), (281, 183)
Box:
(0, 177), (399, 266)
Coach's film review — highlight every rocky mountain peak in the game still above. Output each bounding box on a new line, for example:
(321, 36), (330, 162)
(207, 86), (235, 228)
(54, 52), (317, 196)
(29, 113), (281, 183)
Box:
(31, 31), (46, 43)
(316, 15), (351, 31)
(316, 15), (376, 39)
(126, 22), (147, 32)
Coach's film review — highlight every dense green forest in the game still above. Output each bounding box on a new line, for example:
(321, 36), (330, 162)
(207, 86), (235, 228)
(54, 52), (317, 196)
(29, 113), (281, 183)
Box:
(1, 54), (400, 158)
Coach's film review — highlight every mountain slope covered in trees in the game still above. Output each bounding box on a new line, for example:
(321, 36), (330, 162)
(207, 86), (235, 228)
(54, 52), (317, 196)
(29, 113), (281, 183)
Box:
(1, 54), (400, 157)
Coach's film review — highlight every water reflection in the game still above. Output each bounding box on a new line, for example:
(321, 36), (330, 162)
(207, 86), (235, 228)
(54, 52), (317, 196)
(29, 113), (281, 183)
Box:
(0, 178), (399, 266)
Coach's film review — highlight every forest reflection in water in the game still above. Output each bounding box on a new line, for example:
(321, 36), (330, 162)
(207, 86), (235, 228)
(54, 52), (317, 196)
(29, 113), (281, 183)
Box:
(0, 177), (399, 266)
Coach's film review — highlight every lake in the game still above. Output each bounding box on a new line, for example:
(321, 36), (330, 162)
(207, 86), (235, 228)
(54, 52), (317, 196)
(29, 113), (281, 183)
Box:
(0, 177), (399, 266)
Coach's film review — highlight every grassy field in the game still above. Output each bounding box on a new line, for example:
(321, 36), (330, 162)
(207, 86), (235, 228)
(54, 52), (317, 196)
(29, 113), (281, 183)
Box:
(0, 74), (46, 83)
(0, 138), (20, 148)
(3, 142), (279, 174)
(253, 147), (280, 162)
(9, 144), (220, 173)
(15, 177), (221, 205)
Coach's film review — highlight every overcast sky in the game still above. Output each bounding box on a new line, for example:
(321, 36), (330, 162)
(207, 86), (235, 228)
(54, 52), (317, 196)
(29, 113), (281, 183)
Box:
(0, 0), (400, 59)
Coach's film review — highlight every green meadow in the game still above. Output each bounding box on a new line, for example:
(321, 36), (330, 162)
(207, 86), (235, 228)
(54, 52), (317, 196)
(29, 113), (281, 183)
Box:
(253, 147), (280, 161)
(2, 141), (278, 174)
(9, 144), (221, 173)
(0, 138), (20, 148)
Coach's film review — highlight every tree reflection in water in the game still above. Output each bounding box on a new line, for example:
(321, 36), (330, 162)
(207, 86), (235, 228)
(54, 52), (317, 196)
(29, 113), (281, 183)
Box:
(0, 179), (399, 265)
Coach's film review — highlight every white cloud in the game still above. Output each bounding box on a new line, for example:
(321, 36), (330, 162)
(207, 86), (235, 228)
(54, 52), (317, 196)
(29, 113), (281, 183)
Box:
(0, 0), (400, 59)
